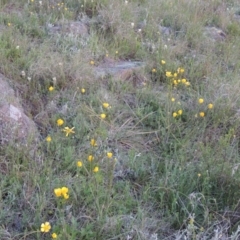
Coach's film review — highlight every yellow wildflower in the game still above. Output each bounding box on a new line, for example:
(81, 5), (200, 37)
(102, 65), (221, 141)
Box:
(46, 136), (52, 142)
(102, 102), (110, 109)
(181, 79), (186, 83)
(178, 110), (183, 115)
(41, 222), (51, 233)
(171, 98), (175, 102)
(100, 113), (106, 119)
(166, 71), (172, 77)
(63, 127), (75, 137)
(198, 173), (201, 177)
(88, 155), (94, 162)
(7, 22), (11, 27)
(61, 187), (69, 195)
(107, 152), (113, 158)
(90, 139), (97, 147)
(173, 73), (177, 77)
(208, 103), (213, 109)
(63, 193), (69, 199)
(57, 118), (64, 126)
(173, 80), (178, 85)
(172, 112), (178, 118)
(198, 98), (204, 104)
(49, 86), (54, 91)
(81, 88), (86, 94)
(185, 81), (190, 86)
(93, 166), (99, 173)
(90, 60), (94, 65)
(54, 188), (62, 197)
(199, 112), (205, 117)
(161, 60), (166, 64)
(152, 68), (157, 73)
(77, 161), (83, 167)
(115, 51), (118, 54)
(52, 233), (58, 239)
(177, 68), (184, 73)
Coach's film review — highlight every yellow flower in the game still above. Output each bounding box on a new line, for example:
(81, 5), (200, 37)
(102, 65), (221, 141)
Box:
(166, 71), (172, 77)
(81, 88), (86, 94)
(52, 233), (58, 239)
(41, 222), (51, 233)
(57, 118), (64, 126)
(152, 68), (157, 73)
(93, 166), (99, 173)
(102, 102), (110, 109)
(90, 139), (97, 147)
(61, 187), (69, 195)
(208, 103), (213, 109)
(178, 110), (183, 115)
(198, 98), (204, 104)
(198, 173), (201, 177)
(172, 112), (178, 118)
(100, 113), (106, 119)
(46, 136), (52, 142)
(115, 51), (118, 54)
(173, 80), (178, 85)
(77, 161), (83, 167)
(63, 127), (75, 137)
(54, 188), (62, 197)
(177, 68), (185, 73)
(177, 79), (181, 83)
(173, 73), (177, 77)
(7, 22), (11, 27)
(181, 79), (186, 83)
(199, 112), (205, 117)
(171, 98), (175, 102)
(161, 60), (166, 64)
(88, 155), (94, 161)
(49, 86), (54, 91)
(185, 81), (190, 86)
(90, 60), (94, 65)
(63, 193), (69, 199)
(107, 152), (113, 158)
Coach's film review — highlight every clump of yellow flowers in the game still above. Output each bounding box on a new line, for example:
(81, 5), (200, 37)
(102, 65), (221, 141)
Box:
(54, 187), (69, 199)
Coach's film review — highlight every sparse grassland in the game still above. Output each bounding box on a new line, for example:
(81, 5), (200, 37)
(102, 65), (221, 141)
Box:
(1, 0), (240, 239)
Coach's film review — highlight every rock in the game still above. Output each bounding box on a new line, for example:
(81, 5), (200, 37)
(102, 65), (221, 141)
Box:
(0, 74), (38, 145)
(94, 58), (146, 85)
(203, 27), (226, 41)
(47, 21), (88, 37)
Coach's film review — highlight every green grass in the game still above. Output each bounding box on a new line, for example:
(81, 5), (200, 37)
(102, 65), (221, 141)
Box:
(1, 0), (240, 239)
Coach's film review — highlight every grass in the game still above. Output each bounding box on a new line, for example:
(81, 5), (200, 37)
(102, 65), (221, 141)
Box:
(1, 0), (240, 239)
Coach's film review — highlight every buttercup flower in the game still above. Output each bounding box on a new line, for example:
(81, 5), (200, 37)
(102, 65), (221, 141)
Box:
(81, 88), (86, 94)
(49, 86), (54, 91)
(63, 127), (75, 137)
(198, 98), (204, 104)
(54, 188), (62, 197)
(166, 71), (172, 77)
(88, 155), (94, 161)
(63, 193), (69, 199)
(90, 139), (97, 147)
(46, 136), (52, 142)
(107, 152), (113, 158)
(61, 187), (68, 195)
(172, 112), (178, 118)
(178, 110), (183, 115)
(100, 113), (106, 119)
(93, 166), (99, 173)
(199, 112), (205, 117)
(77, 161), (83, 167)
(41, 222), (51, 233)
(208, 103), (213, 109)
(52, 233), (58, 239)
(102, 103), (110, 109)
(57, 118), (64, 126)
